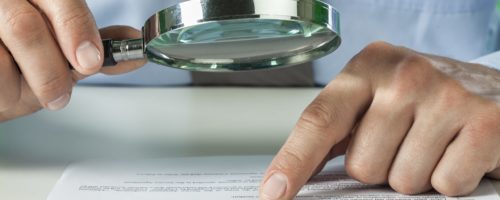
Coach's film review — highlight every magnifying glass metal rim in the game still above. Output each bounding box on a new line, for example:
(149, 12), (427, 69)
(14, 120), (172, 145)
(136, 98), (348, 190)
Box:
(106, 0), (341, 72)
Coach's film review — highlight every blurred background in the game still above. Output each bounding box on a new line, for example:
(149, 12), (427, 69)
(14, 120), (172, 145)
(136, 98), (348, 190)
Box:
(0, 86), (320, 166)
(2, 0), (500, 199)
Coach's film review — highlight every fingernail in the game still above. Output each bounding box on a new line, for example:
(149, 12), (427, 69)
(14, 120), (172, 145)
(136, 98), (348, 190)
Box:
(261, 172), (287, 200)
(76, 41), (101, 70)
(47, 93), (70, 111)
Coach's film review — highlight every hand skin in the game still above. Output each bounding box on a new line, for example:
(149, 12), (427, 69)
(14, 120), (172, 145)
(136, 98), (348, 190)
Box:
(0, 22), (145, 122)
(260, 42), (500, 199)
(0, 0), (145, 122)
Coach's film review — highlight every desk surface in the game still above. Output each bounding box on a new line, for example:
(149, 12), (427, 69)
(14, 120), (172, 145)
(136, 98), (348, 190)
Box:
(0, 87), (498, 200)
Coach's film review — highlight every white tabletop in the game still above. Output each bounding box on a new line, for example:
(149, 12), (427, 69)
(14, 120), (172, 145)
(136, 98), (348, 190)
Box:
(0, 86), (498, 200)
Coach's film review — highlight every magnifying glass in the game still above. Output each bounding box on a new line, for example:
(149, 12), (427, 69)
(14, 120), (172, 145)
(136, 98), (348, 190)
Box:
(102, 0), (341, 72)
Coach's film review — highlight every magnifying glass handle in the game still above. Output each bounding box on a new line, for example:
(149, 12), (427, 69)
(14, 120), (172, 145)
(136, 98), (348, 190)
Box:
(69, 39), (145, 69)
(102, 39), (118, 66)
(102, 38), (145, 67)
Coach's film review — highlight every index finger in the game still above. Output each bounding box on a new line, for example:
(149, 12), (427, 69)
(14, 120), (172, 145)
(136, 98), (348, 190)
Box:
(0, 0), (73, 110)
(32, 0), (103, 75)
(260, 74), (373, 200)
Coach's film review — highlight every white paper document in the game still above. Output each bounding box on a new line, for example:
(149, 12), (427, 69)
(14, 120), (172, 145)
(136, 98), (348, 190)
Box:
(48, 156), (500, 200)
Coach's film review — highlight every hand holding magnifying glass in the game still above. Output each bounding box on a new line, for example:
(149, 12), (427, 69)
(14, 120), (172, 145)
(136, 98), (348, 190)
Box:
(0, 0), (340, 121)
(0, 0), (104, 114)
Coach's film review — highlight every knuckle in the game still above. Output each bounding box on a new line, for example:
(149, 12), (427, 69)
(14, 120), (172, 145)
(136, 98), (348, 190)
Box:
(55, 8), (94, 30)
(363, 41), (394, 52)
(358, 41), (396, 61)
(35, 74), (71, 102)
(431, 173), (474, 197)
(297, 100), (334, 132)
(4, 7), (46, 45)
(390, 55), (433, 91)
(361, 41), (395, 55)
(345, 41), (395, 72)
(274, 146), (308, 173)
(345, 159), (386, 184)
(388, 163), (434, 195)
(388, 173), (423, 195)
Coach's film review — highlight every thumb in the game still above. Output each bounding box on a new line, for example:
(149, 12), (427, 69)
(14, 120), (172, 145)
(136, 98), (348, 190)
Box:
(71, 26), (147, 81)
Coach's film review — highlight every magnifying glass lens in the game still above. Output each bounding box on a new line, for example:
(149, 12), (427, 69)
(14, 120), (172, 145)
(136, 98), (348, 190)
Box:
(102, 0), (341, 72)
(146, 18), (340, 71)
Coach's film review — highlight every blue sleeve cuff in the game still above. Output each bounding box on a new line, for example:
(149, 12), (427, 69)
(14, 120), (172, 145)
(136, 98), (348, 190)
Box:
(471, 51), (500, 70)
